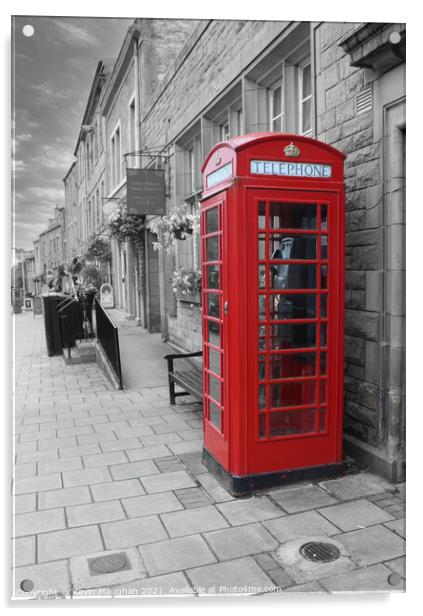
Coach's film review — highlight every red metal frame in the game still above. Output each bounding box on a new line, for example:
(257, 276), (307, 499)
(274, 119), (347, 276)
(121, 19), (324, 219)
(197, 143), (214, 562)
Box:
(201, 133), (345, 479)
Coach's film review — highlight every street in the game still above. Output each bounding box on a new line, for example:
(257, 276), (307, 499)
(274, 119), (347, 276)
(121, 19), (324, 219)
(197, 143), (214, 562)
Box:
(12, 312), (405, 598)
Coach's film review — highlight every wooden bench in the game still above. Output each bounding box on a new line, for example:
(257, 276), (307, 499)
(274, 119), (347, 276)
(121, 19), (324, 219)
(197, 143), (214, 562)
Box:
(164, 350), (203, 405)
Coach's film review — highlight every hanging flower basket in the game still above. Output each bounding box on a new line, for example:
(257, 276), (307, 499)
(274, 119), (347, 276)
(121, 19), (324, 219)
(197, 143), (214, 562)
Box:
(84, 231), (112, 262)
(150, 205), (198, 252)
(171, 267), (202, 303)
(107, 207), (144, 245)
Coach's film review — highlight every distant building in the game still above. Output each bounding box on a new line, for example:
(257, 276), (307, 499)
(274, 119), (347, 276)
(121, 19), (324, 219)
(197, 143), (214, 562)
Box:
(37, 206), (65, 279)
(101, 18), (200, 326)
(62, 161), (78, 261)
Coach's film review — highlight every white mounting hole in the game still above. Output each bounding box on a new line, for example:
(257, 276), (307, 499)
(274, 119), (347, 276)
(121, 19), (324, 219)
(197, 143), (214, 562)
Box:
(22, 25), (34, 37)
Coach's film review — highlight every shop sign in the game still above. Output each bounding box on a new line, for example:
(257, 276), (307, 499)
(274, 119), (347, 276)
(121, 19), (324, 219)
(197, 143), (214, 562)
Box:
(100, 283), (114, 308)
(127, 168), (166, 215)
(33, 295), (43, 315)
(250, 160), (332, 178)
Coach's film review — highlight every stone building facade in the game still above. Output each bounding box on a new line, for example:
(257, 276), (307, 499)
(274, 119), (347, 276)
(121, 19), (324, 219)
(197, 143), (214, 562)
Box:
(137, 20), (405, 481)
(101, 18), (201, 326)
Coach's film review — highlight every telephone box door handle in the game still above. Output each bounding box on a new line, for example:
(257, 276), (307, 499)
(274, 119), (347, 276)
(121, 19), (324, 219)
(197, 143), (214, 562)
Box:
(224, 300), (229, 315)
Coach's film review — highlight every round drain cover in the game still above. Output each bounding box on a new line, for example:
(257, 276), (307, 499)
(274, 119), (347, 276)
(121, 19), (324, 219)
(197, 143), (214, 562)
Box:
(89, 553), (128, 574)
(300, 541), (341, 563)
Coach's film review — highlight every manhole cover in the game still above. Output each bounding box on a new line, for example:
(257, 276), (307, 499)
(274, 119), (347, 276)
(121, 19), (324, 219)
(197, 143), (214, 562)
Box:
(88, 552), (131, 576)
(300, 541), (341, 563)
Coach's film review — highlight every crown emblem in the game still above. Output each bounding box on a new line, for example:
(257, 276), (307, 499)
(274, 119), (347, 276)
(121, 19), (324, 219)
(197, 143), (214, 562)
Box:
(284, 142), (300, 157)
(215, 152), (222, 166)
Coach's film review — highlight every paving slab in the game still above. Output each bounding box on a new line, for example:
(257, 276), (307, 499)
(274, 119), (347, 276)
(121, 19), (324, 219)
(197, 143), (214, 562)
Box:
(14, 508), (66, 537)
(13, 559), (71, 598)
(204, 523), (279, 560)
(13, 535), (36, 567)
(126, 445), (172, 461)
(101, 516), (168, 549)
(14, 472), (62, 495)
(186, 556), (275, 595)
(320, 473), (392, 501)
(37, 525), (103, 562)
(14, 493), (37, 514)
(139, 535), (216, 576)
(109, 460), (159, 481)
(62, 466), (112, 488)
(178, 452), (208, 476)
(60, 443), (102, 458)
(269, 483), (337, 513)
(100, 438), (142, 452)
(317, 499), (395, 531)
(67, 500), (125, 527)
(38, 456), (83, 475)
(90, 479), (145, 501)
(83, 451), (129, 468)
(319, 563), (404, 592)
(161, 505), (229, 537)
(385, 556), (405, 577)
(70, 547), (146, 591)
(196, 473), (234, 502)
(14, 462), (37, 478)
(168, 440), (203, 455)
(385, 518), (405, 539)
(122, 492), (183, 518)
(216, 496), (283, 526)
(109, 571), (193, 597)
(38, 486), (92, 510)
(334, 524), (405, 567)
(263, 510), (340, 542)
(141, 470), (196, 493)
(174, 486), (212, 509)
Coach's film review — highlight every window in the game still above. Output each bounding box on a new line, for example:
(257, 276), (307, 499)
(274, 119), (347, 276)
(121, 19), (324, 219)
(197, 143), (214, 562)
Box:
(96, 188), (100, 228)
(101, 181), (105, 225)
(94, 120), (99, 159)
(299, 61), (312, 136)
(110, 124), (122, 189)
(220, 122), (230, 141)
(188, 147), (195, 195)
(129, 98), (136, 154)
(236, 110), (243, 136)
(269, 83), (283, 132)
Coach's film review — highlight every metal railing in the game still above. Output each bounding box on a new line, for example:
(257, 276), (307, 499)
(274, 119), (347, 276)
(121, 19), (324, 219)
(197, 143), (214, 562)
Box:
(94, 299), (123, 389)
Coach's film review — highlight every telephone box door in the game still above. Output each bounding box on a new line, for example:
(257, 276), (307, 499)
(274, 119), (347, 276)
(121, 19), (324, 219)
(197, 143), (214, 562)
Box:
(201, 191), (229, 468)
(246, 188), (343, 474)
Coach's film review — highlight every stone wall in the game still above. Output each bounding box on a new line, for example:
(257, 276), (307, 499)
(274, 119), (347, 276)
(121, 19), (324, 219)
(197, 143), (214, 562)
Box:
(315, 21), (405, 460)
(168, 301), (202, 352)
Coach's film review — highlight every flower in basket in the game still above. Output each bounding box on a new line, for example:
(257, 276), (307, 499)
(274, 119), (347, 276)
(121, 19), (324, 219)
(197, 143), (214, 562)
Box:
(107, 206), (144, 244)
(171, 267), (202, 297)
(150, 205), (199, 252)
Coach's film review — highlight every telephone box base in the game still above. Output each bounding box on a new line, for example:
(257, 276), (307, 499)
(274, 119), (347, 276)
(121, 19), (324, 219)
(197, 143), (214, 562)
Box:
(202, 448), (345, 497)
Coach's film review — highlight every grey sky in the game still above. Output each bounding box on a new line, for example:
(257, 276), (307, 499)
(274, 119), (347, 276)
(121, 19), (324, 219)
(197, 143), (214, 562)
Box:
(12, 16), (133, 250)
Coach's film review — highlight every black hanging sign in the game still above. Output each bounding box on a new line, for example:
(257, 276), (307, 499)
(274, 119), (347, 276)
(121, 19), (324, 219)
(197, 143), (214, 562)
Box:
(127, 168), (166, 215)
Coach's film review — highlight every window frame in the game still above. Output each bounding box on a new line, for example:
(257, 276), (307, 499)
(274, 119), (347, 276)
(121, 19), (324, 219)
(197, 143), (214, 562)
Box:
(298, 59), (312, 137)
(110, 120), (122, 190)
(269, 80), (284, 132)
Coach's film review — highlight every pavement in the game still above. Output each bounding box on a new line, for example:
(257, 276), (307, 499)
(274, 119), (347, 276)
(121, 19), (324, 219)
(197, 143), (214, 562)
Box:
(12, 312), (406, 599)
(106, 308), (172, 390)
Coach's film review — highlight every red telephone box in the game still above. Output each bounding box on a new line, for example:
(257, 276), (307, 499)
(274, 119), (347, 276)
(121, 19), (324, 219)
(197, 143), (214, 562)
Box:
(200, 133), (346, 494)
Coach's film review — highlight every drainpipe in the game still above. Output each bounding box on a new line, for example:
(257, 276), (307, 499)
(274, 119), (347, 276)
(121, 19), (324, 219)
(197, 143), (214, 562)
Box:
(133, 33), (146, 328)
